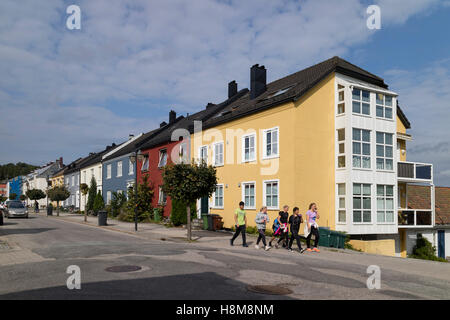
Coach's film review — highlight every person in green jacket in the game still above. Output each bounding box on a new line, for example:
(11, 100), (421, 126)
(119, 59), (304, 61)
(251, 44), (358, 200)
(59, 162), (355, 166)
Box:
(230, 201), (248, 247)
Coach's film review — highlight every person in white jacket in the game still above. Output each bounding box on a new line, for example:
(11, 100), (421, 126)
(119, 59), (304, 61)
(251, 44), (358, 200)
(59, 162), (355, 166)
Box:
(305, 203), (320, 252)
(254, 206), (270, 251)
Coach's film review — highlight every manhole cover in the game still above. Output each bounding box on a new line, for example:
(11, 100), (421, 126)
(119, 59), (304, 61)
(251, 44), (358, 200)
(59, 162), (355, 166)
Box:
(105, 265), (142, 273)
(247, 285), (293, 296)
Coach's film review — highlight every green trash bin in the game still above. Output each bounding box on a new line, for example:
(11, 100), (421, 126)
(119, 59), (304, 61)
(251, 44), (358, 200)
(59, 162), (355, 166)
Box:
(336, 232), (346, 249)
(329, 230), (339, 248)
(201, 213), (209, 230)
(318, 227), (331, 247)
(153, 208), (161, 222)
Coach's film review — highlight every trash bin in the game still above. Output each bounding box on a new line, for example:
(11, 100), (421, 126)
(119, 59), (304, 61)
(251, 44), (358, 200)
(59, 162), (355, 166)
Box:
(207, 214), (214, 231)
(212, 214), (223, 230)
(201, 213), (209, 230)
(98, 210), (107, 226)
(336, 232), (346, 249)
(318, 227), (331, 247)
(153, 208), (161, 222)
(329, 230), (339, 248)
(47, 205), (53, 216)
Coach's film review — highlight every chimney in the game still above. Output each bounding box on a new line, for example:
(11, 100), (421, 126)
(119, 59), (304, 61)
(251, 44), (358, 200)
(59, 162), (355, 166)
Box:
(129, 134), (134, 140)
(169, 110), (176, 124)
(206, 102), (215, 109)
(59, 157), (63, 168)
(250, 64), (267, 100)
(160, 121), (167, 128)
(228, 81), (238, 98)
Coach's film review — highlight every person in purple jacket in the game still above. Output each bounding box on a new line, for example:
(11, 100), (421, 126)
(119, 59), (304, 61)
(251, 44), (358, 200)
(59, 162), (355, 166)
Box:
(305, 203), (320, 252)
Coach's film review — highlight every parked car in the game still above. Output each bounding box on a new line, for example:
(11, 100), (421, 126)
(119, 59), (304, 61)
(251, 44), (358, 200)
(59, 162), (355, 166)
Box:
(4, 200), (28, 218)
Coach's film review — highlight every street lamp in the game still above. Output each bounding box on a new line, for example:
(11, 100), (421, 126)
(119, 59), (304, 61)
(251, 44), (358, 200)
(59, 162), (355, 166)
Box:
(129, 150), (144, 231)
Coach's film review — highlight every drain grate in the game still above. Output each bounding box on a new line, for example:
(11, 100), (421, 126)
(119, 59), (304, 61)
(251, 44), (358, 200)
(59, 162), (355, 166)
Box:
(105, 265), (142, 273)
(247, 285), (293, 296)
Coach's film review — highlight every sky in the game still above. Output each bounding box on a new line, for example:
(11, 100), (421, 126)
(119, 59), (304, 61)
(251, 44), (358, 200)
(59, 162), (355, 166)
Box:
(0, 0), (449, 186)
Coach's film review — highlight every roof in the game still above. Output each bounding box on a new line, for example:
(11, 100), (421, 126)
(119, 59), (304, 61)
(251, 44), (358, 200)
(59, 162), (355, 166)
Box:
(78, 143), (123, 170)
(51, 165), (69, 178)
(397, 104), (411, 129)
(407, 185), (450, 225)
(201, 56), (407, 130)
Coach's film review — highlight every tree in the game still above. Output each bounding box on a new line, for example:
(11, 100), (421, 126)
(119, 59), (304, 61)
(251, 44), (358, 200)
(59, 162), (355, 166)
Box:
(86, 177), (97, 213)
(409, 234), (448, 262)
(19, 194), (26, 201)
(25, 189), (46, 210)
(9, 193), (17, 200)
(47, 185), (70, 216)
(125, 175), (154, 222)
(93, 190), (105, 214)
(80, 183), (89, 221)
(0, 195), (6, 203)
(171, 199), (197, 226)
(110, 191), (127, 217)
(162, 160), (217, 241)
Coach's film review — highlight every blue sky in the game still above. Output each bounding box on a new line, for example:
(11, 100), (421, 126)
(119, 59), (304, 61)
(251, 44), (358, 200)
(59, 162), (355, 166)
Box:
(0, 0), (449, 186)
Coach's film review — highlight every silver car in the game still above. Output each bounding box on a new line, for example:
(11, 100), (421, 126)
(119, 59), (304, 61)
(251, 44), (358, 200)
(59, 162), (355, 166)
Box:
(5, 201), (28, 218)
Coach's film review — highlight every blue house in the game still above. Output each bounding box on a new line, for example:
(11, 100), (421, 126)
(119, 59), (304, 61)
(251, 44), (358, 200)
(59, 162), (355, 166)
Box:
(8, 176), (23, 200)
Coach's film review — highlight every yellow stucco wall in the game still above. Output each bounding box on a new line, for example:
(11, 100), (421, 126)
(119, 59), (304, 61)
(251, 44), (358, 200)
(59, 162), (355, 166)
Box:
(397, 116), (407, 161)
(49, 174), (64, 206)
(349, 239), (396, 257)
(191, 73), (336, 232)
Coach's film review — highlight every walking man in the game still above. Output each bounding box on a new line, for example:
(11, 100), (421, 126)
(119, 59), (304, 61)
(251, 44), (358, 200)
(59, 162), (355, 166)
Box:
(230, 201), (248, 247)
(288, 207), (304, 253)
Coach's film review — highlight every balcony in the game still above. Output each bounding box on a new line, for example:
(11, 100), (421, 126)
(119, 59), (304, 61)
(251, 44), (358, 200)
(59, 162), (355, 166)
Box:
(398, 161), (433, 183)
(398, 209), (433, 228)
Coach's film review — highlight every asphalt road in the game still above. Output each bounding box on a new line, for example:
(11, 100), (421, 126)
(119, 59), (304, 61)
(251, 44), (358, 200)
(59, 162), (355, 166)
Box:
(0, 215), (449, 300)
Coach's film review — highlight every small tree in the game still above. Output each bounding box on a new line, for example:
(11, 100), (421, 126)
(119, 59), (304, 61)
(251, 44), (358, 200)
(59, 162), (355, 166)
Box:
(126, 175), (154, 222)
(9, 193), (17, 200)
(171, 199), (197, 226)
(47, 185), (70, 216)
(87, 177), (97, 213)
(409, 234), (447, 262)
(25, 189), (46, 210)
(110, 191), (127, 217)
(19, 194), (26, 201)
(162, 160), (217, 241)
(80, 183), (89, 221)
(93, 190), (105, 214)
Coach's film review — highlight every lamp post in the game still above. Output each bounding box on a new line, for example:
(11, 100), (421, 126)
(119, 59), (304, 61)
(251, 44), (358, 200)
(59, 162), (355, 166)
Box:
(46, 174), (50, 209)
(129, 150), (144, 231)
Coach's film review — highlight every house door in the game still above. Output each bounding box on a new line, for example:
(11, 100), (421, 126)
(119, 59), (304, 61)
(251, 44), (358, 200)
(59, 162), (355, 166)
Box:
(438, 230), (445, 259)
(200, 196), (209, 214)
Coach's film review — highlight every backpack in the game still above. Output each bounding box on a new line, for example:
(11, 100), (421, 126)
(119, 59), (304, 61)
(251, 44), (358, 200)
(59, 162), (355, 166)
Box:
(272, 218), (280, 231)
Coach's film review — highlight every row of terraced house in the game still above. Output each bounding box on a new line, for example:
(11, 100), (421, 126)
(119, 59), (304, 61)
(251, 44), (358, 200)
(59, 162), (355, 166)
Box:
(6, 57), (449, 259)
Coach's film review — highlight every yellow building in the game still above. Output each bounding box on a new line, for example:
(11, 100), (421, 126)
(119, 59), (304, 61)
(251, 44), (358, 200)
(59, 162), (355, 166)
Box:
(49, 167), (67, 206)
(190, 57), (433, 257)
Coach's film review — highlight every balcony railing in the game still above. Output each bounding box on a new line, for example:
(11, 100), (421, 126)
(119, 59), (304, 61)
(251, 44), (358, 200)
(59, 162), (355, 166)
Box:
(398, 209), (433, 227)
(398, 161), (433, 182)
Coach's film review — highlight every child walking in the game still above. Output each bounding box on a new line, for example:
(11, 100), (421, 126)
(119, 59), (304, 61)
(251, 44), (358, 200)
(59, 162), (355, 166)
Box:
(255, 206), (270, 251)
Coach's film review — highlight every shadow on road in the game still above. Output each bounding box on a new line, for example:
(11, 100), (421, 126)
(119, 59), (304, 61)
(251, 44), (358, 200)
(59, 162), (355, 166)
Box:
(0, 228), (56, 236)
(0, 272), (295, 300)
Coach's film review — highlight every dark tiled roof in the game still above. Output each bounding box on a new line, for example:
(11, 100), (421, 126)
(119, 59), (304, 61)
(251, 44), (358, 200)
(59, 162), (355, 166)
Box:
(397, 104), (411, 129)
(202, 56), (391, 129)
(78, 143), (122, 170)
(408, 185), (450, 225)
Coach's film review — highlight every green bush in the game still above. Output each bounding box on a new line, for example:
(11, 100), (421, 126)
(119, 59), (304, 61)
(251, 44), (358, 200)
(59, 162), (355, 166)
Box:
(93, 191), (105, 214)
(245, 226), (259, 235)
(409, 234), (447, 262)
(110, 192), (127, 217)
(170, 199), (196, 226)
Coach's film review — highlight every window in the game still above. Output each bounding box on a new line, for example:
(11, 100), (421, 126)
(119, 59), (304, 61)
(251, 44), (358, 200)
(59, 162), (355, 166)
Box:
(76, 175), (79, 186)
(352, 128), (371, 169)
(213, 142), (224, 166)
(353, 184), (371, 223)
(82, 171), (86, 184)
(376, 93), (393, 119)
(128, 159), (134, 175)
(376, 132), (394, 170)
(178, 143), (188, 163)
(337, 129), (345, 168)
(337, 84), (345, 114)
(71, 176), (74, 186)
(199, 146), (208, 164)
(117, 161), (122, 177)
(242, 134), (256, 162)
(106, 164), (112, 179)
(66, 178), (69, 186)
(91, 168), (94, 178)
(158, 187), (167, 205)
(242, 182), (255, 209)
(352, 88), (370, 115)
(141, 156), (149, 171)
(377, 185), (394, 223)
(106, 191), (112, 205)
(213, 185), (224, 208)
(264, 180), (279, 210)
(264, 128), (279, 158)
(338, 184), (346, 223)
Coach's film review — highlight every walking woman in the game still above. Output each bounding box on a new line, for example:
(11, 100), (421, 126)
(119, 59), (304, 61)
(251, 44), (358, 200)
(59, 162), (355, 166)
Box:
(255, 206), (270, 251)
(305, 203), (320, 252)
(288, 207), (304, 253)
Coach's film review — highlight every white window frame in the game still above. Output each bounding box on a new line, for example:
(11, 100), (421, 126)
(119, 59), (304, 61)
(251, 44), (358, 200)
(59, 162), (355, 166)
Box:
(337, 128), (346, 169)
(117, 161), (123, 177)
(353, 183), (372, 224)
(106, 191), (112, 205)
(158, 186), (167, 205)
(213, 141), (224, 167)
(263, 179), (279, 210)
(128, 159), (134, 175)
(337, 84), (345, 115)
(262, 127), (279, 160)
(198, 145), (208, 165)
(352, 88), (371, 116)
(71, 175), (74, 187)
(337, 183), (346, 223)
(106, 164), (112, 179)
(241, 181), (256, 210)
(377, 185), (395, 224)
(212, 184), (224, 209)
(242, 133), (256, 163)
(376, 132), (394, 171)
(157, 149), (167, 168)
(376, 93), (394, 120)
(352, 128), (371, 169)
(141, 156), (149, 171)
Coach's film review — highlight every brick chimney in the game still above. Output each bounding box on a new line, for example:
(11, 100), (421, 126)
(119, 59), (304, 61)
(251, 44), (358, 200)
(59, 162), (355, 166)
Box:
(250, 64), (267, 100)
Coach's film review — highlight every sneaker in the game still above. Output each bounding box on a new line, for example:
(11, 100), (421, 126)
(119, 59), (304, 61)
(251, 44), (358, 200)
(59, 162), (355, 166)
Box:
(313, 247), (320, 252)
(300, 248), (305, 254)
(255, 245), (260, 249)
(264, 246), (271, 251)
(230, 240), (234, 246)
(306, 248), (312, 252)
(275, 243), (279, 249)
(287, 248), (293, 252)
(243, 243), (249, 247)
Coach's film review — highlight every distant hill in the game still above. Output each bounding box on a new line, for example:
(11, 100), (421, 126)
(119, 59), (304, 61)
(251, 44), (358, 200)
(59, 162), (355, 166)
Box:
(0, 162), (40, 181)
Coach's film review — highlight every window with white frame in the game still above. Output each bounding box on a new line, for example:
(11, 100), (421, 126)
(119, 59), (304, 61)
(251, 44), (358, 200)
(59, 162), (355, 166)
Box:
(213, 142), (224, 166)
(337, 128), (345, 168)
(376, 93), (393, 119)
(264, 180), (279, 209)
(213, 185), (224, 208)
(376, 132), (394, 170)
(66, 177), (69, 186)
(377, 185), (394, 223)
(117, 161), (123, 177)
(106, 164), (112, 179)
(71, 175), (74, 186)
(82, 171), (86, 183)
(242, 182), (255, 209)
(352, 128), (371, 169)
(117, 189), (123, 195)
(242, 134), (256, 162)
(352, 88), (370, 115)
(264, 128), (279, 158)
(337, 84), (345, 115)
(91, 168), (94, 177)
(199, 146), (208, 164)
(353, 183), (371, 223)
(76, 175), (79, 186)
(128, 159), (134, 175)
(338, 183), (346, 223)
(158, 186), (167, 205)
(141, 156), (149, 171)
(106, 191), (112, 205)
(179, 143), (187, 163)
